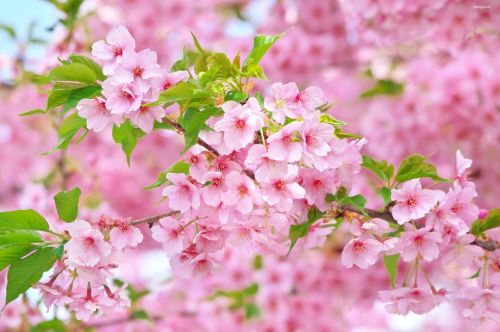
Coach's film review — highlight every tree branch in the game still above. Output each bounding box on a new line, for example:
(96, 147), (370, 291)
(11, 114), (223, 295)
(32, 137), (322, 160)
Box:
(130, 212), (176, 226)
(162, 117), (220, 156)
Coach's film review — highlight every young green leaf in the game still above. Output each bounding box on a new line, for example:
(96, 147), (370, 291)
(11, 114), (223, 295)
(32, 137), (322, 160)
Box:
(144, 161), (190, 190)
(470, 208), (500, 236)
(112, 121), (145, 166)
(0, 244), (36, 271)
(243, 34), (282, 69)
(20, 108), (47, 117)
(362, 155), (394, 183)
(181, 106), (223, 153)
(48, 63), (99, 85)
(0, 230), (42, 246)
(68, 54), (106, 81)
(330, 187), (368, 216)
(6, 247), (57, 305)
(288, 207), (325, 254)
(383, 254), (400, 288)
(53, 187), (82, 222)
(319, 113), (346, 127)
(225, 91), (248, 103)
(395, 154), (447, 183)
(31, 319), (67, 332)
(379, 186), (392, 207)
(0, 210), (49, 232)
(44, 113), (87, 154)
(360, 79), (404, 98)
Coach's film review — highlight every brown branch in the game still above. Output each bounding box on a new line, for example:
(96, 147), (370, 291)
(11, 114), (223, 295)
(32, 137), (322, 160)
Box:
(130, 212), (177, 226)
(473, 239), (500, 251)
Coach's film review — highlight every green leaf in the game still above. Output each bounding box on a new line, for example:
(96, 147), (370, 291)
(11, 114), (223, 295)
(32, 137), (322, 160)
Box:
(144, 161), (190, 190)
(253, 255), (263, 270)
(0, 230), (42, 246)
(330, 187), (368, 216)
(243, 34), (282, 69)
(63, 85), (102, 112)
(44, 113), (87, 154)
(54, 244), (65, 260)
(68, 54), (106, 81)
(360, 79), (404, 98)
(53, 187), (81, 222)
(245, 303), (261, 320)
(395, 154), (448, 183)
(155, 82), (206, 105)
(0, 244), (35, 271)
(190, 32), (205, 53)
(288, 207), (325, 254)
(471, 208), (500, 236)
(131, 310), (150, 320)
(209, 284), (259, 310)
(20, 108), (47, 117)
(6, 247), (57, 305)
(0, 210), (49, 232)
(49, 63), (99, 85)
(254, 92), (264, 107)
(181, 106), (223, 153)
(333, 127), (362, 139)
(112, 121), (144, 165)
(379, 186), (392, 207)
(225, 91), (248, 103)
(319, 113), (346, 127)
(31, 318), (67, 332)
(383, 254), (400, 288)
(0, 23), (16, 38)
(362, 155), (394, 183)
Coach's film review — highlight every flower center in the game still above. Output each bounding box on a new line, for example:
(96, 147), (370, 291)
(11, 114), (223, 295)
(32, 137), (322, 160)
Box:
(407, 196), (417, 207)
(212, 178), (222, 188)
(85, 237), (95, 246)
(235, 119), (246, 129)
(139, 106), (149, 114)
(312, 179), (323, 189)
(273, 180), (285, 192)
(237, 184), (248, 196)
(113, 46), (123, 57)
(413, 235), (424, 246)
(275, 99), (285, 109)
(163, 81), (173, 90)
(352, 241), (365, 253)
(96, 101), (107, 113)
(133, 66), (144, 77)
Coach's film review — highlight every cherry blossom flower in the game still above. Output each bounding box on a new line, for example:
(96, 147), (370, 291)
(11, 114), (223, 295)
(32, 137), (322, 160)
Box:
(162, 173), (201, 213)
(76, 97), (121, 132)
(200, 171), (226, 207)
(300, 117), (332, 164)
(214, 99), (264, 151)
(261, 165), (305, 212)
(264, 82), (300, 123)
(457, 287), (500, 321)
(267, 121), (303, 162)
(244, 144), (288, 182)
(292, 86), (324, 116)
(91, 25), (135, 75)
(391, 179), (445, 224)
(109, 220), (143, 250)
(341, 236), (384, 269)
(221, 171), (260, 214)
(113, 49), (162, 94)
(441, 234), (484, 268)
(151, 217), (190, 255)
(378, 287), (444, 315)
(102, 80), (142, 114)
(128, 103), (165, 133)
(397, 227), (442, 262)
(152, 69), (189, 93)
(65, 220), (112, 267)
(300, 168), (339, 210)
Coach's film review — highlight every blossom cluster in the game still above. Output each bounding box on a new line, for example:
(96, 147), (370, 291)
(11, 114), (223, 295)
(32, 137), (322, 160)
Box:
(34, 217), (143, 320)
(76, 26), (189, 133)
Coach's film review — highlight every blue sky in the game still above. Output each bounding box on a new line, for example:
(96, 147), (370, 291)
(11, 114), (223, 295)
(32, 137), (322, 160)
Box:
(0, 0), (59, 58)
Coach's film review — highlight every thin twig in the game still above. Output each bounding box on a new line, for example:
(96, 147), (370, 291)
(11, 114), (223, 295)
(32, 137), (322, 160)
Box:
(130, 212), (177, 226)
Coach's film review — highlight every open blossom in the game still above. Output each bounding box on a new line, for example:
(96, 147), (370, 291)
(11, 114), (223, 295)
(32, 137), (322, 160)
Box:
(109, 220), (143, 250)
(457, 287), (500, 321)
(152, 69), (189, 93)
(300, 168), (339, 210)
(102, 80), (142, 114)
(162, 173), (200, 213)
(214, 99), (264, 151)
(264, 82), (300, 123)
(300, 117), (332, 164)
(292, 86), (324, 116)
(128, 103), (165, 133)
(341, 236), (384, 269)
(221, 171), (260, 214)
(65, 220), (112, 267)
(378, 287), (444, 315)
(91, 25), (135, 75)
(261, 165), (305, 212)
(267, 121), (303, 162)
(113, 49), (162, 94)
(151, 217), (190, 255)
(200, 171), (225, 207)
(245, 144), (288, 182)
(397, 227), (442, 262)
(454, 150), (472, 185)
(441, 234), (484, 267)
(76, 97), (121, 132)
(391, 179), (445, 224)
